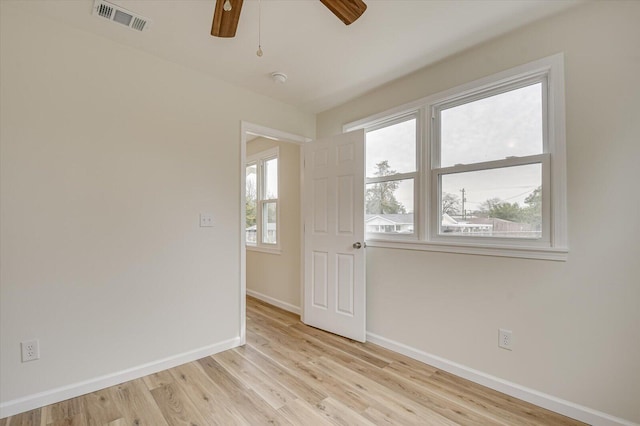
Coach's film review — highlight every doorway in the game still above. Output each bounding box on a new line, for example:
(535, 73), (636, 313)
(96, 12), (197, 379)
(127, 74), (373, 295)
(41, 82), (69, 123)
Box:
(239, 122), (309, 344)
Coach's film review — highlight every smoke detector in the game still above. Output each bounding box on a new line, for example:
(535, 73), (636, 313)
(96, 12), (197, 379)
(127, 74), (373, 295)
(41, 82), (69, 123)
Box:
(92, 0), (151, 32)
(271, 72), (288, 84)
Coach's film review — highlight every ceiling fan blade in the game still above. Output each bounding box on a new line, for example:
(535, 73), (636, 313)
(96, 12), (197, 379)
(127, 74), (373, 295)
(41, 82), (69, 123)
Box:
(320, 0), (367, 25)
(211, 0), (244, 38)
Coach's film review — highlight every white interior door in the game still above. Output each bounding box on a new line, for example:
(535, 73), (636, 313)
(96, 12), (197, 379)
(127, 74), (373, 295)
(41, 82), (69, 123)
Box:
(303, 130), (366, 342)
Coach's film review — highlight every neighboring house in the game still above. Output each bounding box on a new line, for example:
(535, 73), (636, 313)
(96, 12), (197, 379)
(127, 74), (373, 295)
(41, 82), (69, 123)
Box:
(442, 214), (537, 237)
(440, 213), (493, 235)
(245, 225), (257, 243)
(366, 213), (413, 233)
(369, 213), (539, 238)
(245, 223), (276, 244)
(467, 217), (537, 238)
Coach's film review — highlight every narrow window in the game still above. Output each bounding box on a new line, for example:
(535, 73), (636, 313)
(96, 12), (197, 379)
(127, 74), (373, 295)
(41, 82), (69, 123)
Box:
(365, 115), (418, 239)
(245, 163), (258, 244)
(246, 148), (279, 248)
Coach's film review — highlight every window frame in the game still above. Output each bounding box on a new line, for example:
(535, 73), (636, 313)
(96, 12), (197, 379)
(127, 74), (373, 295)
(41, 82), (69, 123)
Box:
(246, 147), (281, 254)
(344, 54), (568, 261)
(364, 113), (421, 241)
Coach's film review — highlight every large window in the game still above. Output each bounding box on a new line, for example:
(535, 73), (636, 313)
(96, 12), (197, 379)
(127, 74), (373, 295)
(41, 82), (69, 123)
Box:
(246, 148), (279, 250)
(348, 54), (567, 260)
(433, 80), (548, 242)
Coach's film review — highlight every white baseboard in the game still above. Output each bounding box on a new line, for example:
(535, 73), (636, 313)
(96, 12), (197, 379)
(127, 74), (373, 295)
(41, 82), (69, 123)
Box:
(246, 289), (300, 315)
(366, 332), (637, 426)
(0, 337), (241, 419)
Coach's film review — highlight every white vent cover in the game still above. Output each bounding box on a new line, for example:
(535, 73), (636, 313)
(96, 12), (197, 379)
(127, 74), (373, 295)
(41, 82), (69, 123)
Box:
(92, 0), (150, 32)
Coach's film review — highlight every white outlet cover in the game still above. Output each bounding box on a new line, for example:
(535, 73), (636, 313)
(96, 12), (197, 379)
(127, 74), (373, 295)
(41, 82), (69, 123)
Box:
(499, 328), (513, 350)
(199, 213), (214, 227)
(21, 339), (40, 362)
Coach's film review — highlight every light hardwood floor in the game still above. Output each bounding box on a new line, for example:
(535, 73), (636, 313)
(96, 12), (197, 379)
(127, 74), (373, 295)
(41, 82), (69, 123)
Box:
(2, 296), (585, 425)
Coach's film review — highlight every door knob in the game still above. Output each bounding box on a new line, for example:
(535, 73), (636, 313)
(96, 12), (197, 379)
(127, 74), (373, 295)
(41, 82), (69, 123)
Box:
(353, 242), (362, 249)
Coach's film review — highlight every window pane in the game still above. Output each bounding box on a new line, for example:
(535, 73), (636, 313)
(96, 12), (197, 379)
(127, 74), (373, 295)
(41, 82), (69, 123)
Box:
(440, 83), (543, 167)
(264, 157), (278, 199)
(366, 118), (416, 178)
(366, 178), (414, 234)
(262, 202), (277, 244)
(440, 164), (542, 238)
(245, 164), (257, 244)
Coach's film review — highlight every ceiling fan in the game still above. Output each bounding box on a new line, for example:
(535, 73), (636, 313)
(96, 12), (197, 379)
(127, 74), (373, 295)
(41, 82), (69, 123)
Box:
(211, 0), (367, 38)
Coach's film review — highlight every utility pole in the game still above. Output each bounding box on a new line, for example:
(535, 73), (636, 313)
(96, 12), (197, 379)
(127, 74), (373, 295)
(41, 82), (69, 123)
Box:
(460, 188), (467, 220)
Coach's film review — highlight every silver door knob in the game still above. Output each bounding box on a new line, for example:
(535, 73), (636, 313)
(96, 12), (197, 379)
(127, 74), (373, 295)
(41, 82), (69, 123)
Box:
(353, 242), (362, 249)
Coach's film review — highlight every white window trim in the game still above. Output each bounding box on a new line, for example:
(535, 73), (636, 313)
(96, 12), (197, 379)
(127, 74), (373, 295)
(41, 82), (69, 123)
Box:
(246, 147), (281, 253)
(345, 53), (568, 261)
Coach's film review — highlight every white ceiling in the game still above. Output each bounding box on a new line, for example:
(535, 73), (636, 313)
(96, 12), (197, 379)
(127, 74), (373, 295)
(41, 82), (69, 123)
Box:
(20, 0), (580, 113)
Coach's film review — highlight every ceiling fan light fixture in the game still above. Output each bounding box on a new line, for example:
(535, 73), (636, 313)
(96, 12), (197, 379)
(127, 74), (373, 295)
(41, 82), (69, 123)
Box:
(223, 0), (232, 11)
(271, 72), (288, 84)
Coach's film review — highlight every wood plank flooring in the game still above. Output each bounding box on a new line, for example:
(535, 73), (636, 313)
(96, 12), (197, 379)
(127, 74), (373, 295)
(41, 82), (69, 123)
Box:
(2, 296), (585, 425)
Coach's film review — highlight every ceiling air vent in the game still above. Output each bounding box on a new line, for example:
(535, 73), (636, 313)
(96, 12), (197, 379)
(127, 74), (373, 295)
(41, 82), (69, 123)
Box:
(92, 0), (150, 32)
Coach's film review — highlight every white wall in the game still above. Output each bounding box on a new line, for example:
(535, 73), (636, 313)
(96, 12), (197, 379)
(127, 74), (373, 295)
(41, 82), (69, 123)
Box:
(246, 138), (301, 312)
(0, 3), (314, 415)
(318, 2), (640, 423)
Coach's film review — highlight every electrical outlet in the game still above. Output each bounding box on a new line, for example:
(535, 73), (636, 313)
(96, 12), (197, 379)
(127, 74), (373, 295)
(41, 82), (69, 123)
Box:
(498, 329), (513, 350)
(21, 339), (40, 362)
(199, 213), (214, 227)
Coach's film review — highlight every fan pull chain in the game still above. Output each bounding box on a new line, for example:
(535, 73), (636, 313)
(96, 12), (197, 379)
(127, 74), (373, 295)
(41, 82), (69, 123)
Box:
(256, 0), (263, 57)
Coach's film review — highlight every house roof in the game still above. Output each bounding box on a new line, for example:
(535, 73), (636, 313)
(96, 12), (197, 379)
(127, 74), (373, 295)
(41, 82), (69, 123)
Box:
(366, 214), (414, 225)
(442, 213), (458, 226)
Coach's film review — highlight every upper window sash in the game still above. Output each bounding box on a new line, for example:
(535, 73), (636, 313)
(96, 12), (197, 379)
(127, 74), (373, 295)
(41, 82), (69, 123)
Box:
(431, 75), (548, 170)
(365, 113), (419, 178)
(262, 156), (278, 201)
(431, 74), (547, 121)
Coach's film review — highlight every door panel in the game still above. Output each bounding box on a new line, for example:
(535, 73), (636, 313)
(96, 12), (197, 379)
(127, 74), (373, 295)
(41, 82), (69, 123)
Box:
(336, 253), (355, 315)
(303, 130), (365, 342)
(311, 251), (328, 309)
(312, 178), (328, 233)
(337, 175), (354, 234)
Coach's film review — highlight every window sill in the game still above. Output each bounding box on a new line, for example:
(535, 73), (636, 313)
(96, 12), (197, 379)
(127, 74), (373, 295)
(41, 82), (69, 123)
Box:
(365, 239), (568, 261)
(246, 245), (282, 255)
